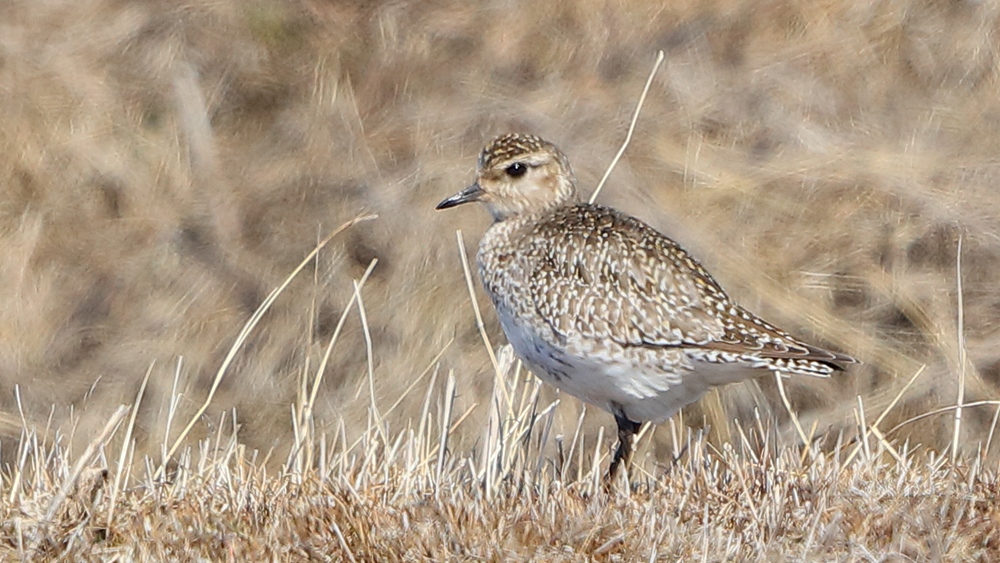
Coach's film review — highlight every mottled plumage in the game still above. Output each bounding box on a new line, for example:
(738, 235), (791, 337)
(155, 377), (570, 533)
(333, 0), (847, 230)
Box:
(437, 133), (855, 478)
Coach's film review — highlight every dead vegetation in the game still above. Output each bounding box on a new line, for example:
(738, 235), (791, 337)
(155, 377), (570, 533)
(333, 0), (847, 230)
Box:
(3, 345), (999, 561)
(1, 0), (1000, 559)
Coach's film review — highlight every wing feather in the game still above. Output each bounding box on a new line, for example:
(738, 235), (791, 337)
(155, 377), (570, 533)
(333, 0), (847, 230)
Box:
(523, 205), (727, 347)
(520, 204), (854, 373)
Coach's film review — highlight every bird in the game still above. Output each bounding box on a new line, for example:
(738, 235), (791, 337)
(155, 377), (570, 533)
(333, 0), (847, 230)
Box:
(436, 133), (855, 480)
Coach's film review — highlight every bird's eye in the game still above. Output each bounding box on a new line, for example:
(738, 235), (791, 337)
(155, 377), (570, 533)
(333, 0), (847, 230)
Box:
(505, 162), (528, 178)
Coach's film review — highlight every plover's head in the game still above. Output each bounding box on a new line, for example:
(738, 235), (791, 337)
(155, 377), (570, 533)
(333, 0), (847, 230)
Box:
(436, 133), (579, 221)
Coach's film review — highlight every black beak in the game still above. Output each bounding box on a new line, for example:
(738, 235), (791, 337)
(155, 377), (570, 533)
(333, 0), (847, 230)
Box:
(436, 183), (484, 210)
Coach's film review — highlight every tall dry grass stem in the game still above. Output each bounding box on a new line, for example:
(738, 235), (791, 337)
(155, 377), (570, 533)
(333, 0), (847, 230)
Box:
(156, 214), (376, 479)
(589, 50), (665, 204)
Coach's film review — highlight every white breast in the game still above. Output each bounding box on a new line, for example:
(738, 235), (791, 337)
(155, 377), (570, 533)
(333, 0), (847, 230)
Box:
(494, 303), (722, 424)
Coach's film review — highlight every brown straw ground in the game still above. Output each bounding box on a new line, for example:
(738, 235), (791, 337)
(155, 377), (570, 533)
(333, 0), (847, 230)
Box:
(3, 346), (999, 561)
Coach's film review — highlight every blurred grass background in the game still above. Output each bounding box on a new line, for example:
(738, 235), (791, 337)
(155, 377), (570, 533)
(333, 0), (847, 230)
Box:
(1, 0), (998, 463)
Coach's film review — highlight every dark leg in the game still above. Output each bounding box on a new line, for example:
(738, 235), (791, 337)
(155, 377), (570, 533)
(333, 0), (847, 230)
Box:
(606, 408), (642, 482)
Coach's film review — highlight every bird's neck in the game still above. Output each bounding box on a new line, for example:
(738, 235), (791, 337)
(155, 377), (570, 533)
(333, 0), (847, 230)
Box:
(489, 197), (580, 224)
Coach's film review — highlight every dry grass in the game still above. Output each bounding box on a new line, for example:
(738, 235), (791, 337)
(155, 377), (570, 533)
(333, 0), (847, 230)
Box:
(4, 346), (1000, 561)
(2, 0), (1000, 559)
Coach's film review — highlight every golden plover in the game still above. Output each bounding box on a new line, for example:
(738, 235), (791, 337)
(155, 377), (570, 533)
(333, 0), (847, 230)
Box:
(437, 133), (855, 478)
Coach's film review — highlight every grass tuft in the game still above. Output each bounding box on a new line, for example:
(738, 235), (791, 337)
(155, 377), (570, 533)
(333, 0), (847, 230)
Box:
(2, 345), (999, 560)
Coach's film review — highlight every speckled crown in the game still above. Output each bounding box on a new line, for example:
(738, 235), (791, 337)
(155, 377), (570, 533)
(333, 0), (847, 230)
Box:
(478, 133), (558, 170)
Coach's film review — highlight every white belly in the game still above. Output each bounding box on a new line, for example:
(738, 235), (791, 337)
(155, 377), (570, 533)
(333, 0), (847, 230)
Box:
(495, 305), (721, 423)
